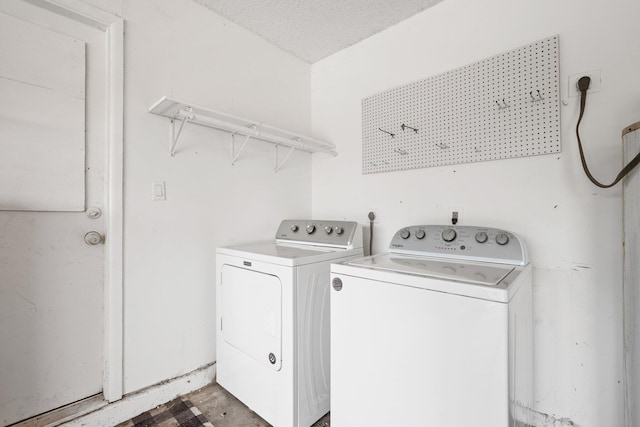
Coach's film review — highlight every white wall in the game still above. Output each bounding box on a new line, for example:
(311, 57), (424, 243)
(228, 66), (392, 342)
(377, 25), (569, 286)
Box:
(310, 0), (640, 425)
(106, 0), (312, 394)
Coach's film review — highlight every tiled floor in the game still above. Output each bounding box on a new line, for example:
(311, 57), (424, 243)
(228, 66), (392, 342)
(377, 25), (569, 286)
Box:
(186, 383), (330, 427)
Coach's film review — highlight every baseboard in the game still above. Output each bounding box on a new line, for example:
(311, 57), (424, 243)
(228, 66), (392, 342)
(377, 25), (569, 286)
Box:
(60, 363), (216, 427)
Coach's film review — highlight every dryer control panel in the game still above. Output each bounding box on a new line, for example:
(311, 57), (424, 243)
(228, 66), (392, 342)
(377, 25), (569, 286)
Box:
(276, 220), (362, 249)
(389, 225), (528, 266)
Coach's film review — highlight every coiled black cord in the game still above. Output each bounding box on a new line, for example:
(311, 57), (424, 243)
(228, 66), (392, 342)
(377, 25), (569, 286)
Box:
(576, 76), (640, 188)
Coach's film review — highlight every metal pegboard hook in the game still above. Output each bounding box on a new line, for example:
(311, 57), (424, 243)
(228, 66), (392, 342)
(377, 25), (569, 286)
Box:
(401, 123), (418, 133)
(530, 90), (544, 102)
(496, 98), (510, 109)
(378, 127), (395, 138)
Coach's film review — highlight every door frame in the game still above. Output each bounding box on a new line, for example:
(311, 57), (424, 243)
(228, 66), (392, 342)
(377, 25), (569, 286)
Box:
(26, 0), (124, 402)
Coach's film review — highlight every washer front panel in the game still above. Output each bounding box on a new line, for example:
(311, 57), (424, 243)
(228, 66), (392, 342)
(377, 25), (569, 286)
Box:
(330, 272), (511, 426)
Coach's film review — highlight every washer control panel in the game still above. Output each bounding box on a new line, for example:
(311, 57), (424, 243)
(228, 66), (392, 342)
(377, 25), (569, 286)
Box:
(389, 225), (527, 266)
(276, 220), (362, 249)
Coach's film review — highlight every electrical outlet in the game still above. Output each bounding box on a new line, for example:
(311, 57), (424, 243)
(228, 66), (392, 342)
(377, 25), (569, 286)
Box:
(152, 181), (166, 201)
(568, 69), (601, 97)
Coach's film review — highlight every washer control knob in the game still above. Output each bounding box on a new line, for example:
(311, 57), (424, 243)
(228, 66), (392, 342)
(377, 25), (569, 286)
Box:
(415, 229), (426, 240)
(306, 224), (316, 234)
(400, 229), (411, 239)
(475, 231), (488, 243)
(290, 225), (299, 232)
(441, 228), (457, 242)
(495, 233), (510, 245)
(332, 277), (343, 291)
(334, 226), (344, 235)
(325, 226), (333, 234)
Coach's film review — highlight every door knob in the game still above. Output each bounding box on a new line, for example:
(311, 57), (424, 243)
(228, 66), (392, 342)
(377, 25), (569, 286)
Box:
(84, 231), (105, 245)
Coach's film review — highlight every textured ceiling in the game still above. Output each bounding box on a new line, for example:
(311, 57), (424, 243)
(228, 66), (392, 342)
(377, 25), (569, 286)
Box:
(193, 0), (445, 63)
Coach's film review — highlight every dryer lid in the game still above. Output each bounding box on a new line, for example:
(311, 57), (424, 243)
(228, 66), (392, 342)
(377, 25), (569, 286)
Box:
(346, 254), (514, 286)
(217, 241), (362, 266)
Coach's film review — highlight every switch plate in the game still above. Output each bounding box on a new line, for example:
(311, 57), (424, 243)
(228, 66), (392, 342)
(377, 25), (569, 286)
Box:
(568, 69), (601, 97)
(152, 181), (166, 201)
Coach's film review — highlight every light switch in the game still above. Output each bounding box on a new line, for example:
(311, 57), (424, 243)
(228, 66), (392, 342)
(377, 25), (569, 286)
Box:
(152, 181), (166, 201)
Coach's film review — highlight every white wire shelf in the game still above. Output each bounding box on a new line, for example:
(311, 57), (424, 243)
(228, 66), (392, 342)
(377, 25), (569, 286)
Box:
(148, 96), (336, 170)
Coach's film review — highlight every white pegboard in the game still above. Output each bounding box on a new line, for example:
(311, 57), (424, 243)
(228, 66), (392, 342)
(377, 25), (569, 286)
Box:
(362, 35), (560, 174)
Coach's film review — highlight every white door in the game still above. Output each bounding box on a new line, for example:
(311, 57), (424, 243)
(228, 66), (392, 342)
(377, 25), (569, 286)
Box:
(0, 2), (114, 425)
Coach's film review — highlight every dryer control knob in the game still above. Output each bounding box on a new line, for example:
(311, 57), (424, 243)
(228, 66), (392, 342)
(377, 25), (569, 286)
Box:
(325, 226), (333, 234)
(400, 229), (411, 239)
(290, 225), (299, 232)
(306, 224), (316, 234)
(495, 233), (510, 245)
(415, 229), (426, 240)
(334, 226), (344, 235)
(441, 228), (457, 242)
(475, 231), (488, 243)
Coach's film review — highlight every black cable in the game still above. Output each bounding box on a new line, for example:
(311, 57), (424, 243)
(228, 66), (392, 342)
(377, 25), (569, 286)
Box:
(368, 212), (375, 255)
(576, 76), (640, 188)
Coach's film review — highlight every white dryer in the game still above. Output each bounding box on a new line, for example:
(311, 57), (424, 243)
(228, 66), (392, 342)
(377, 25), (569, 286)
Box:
(216, 220), (363, 427)
(330, 225), (532, 427)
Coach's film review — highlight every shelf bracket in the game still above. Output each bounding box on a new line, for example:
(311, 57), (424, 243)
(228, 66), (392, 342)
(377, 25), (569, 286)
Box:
(274, 144), (297, 172)
(169, 116), (190, 156)
(230, 131), (253, 165)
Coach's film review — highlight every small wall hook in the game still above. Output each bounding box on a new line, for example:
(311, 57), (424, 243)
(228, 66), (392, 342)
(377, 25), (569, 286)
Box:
(530, 90), (544, 102)
(394, 148), (408, 155)
(378, 127), (395, 138)
(496, 99), (510, 109)
(435, 143), (449, 149)
(401, 123), (418, 133)
(370, 160), (389, 167)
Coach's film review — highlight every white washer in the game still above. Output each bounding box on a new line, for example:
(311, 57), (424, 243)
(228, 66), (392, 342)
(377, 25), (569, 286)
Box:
(330, 225), (532, 427)
(216, 220), (363, 427)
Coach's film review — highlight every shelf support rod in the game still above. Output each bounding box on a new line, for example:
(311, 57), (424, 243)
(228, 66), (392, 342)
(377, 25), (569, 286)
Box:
(169, 116), (189, 156)
(230, 131), (253, 165)
(274, 144), (296, 172)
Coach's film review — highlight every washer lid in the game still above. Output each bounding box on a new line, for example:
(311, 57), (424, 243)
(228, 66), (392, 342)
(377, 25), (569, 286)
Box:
(346, 254), (514, 286)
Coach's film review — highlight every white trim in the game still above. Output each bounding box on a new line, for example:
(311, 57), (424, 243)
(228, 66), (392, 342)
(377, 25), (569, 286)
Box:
(24, 0), (120, 29)
(29, 0), (125, 403)
(103, 14), (124, 403)
(62, 364), (216, 427)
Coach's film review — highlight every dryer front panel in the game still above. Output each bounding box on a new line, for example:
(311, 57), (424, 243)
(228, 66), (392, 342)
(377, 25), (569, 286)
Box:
(221, 265), (282, 371)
